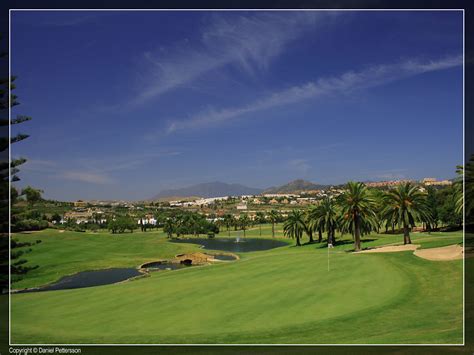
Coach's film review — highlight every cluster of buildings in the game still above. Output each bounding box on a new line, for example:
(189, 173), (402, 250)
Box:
(137, 214), (158, 225)
(421, 178), (453, 186)
(59, 208), (107, 225)
(365, 179), (414, 188)
(170, 196), (230, 207)
(58, 208), (159, 226)
(366, 178), (452, 188)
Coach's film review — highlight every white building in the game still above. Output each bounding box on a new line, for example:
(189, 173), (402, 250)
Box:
(263, 193), (300, 198)
(236, 202), (248, 210)
(138, 217), (157, 225)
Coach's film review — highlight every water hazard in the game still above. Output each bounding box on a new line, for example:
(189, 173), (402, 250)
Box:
(171, 237), (288, 252)
(15, 268), (143, 293)
(141, 261), (192, 270)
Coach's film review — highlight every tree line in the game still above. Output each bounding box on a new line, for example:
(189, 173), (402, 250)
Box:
(283, 178), (463, 250)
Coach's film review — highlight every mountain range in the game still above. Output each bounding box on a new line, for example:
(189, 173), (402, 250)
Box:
(151, 182), (264, 200)
(263, 179), (329, 194)
(151, 179), (330, 200)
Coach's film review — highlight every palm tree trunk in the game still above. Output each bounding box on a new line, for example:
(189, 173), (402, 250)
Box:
(296, 235), (301, 246)
(308, 229), (314, 243)
(403, 224), (411, 244)
(354, 215), (361, 251)
(272, 223), (275, 237)
(318, 229), (323, 243)
(259, 224), (262, 236)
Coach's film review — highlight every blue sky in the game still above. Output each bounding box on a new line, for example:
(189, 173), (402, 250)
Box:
(11, 10), (463, 201)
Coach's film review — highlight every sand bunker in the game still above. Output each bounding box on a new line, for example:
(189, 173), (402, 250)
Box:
(356, 243), (464, 261)
(414, 244), (463, 261)
(357, 244), (420, 253)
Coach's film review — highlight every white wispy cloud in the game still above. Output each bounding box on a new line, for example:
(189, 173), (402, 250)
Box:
(21, 151), (181, 185)
(61, 171), (114, 184)
(20, 159), (57, 170)
(129, 12), (335, 106)
(166, 55), (462, 133)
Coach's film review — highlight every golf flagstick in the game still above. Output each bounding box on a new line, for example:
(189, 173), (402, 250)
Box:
(327, 241), (333, 271)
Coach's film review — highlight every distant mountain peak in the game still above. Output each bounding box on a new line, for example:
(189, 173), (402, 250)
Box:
(264, 179), (329, 194)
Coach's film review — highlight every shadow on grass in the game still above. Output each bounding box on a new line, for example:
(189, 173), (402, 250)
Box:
(311, 239), (377, 249)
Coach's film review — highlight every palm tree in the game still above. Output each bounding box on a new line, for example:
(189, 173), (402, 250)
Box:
(223, 214), (233, 236)
(174, 214), (187, 238)
(339, 181), (378, 251)
(308, 197), (338, 245)
(239, 214), (250, 237)
(268, 210), (280, 238)
(425, 186), (439, 231)
(163, 218), (174, 239)
(370, 189), (385, 233)
(382, 182), (432, 245)
(303, 209), (315, 243)
(307, 205), (324, 242)
(255, 212), (266, 236)
(283, 210), (305, 246)
(455, 155), (474, 223)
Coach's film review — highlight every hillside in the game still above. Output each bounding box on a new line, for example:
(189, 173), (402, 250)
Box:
(151, 182), (263, 199)
(264, 179), (329, 194)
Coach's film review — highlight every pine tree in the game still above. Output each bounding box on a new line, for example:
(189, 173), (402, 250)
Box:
(0, 35), (39, 291)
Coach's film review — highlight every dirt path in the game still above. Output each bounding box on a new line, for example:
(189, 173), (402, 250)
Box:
(414, 244), (463, 261)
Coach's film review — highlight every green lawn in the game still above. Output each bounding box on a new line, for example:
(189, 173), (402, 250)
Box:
(11, 229), (204, 290)
(10, 227), (463, 344)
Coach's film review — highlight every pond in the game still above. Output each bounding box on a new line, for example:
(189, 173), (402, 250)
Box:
(141, 261), (192, 270)
(171, 237), (288, 252)
(15, 268), (143, 293)
(15, 238), (285, 294)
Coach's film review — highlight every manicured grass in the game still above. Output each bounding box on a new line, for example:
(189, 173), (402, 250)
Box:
(11, 229), (204, 289)
(10, 228), (463, 344)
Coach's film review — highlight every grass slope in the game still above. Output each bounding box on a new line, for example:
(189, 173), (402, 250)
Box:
(10, 227), (463, 344)
(11, 229), (204, 289)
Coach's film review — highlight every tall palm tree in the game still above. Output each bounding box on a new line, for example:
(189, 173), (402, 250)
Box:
(303, 209), (315, 243)
(255, 212), (266, 236)
(382, 182), (432, 245)
(283, 210), (305, 246)
(339, 181), (378, 251)
(239, 214), (250, 237)
(269, 210), (280, 238)
(308, 205), (323, 242)
(223, 214), (233, 236)
(308, 197), (338, 245)
(370, 189), (385, 233)
(454, 155), (474, 223)
(163, 218), (174, 239)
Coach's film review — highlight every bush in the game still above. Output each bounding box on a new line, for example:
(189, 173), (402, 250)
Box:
(86, 223), (100, 232)
(12, 219), (48, 232)
(108, 216), (136, 234)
